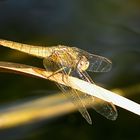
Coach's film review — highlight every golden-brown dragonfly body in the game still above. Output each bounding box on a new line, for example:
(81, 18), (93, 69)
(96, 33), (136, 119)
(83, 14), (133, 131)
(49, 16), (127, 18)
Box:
(0, 39), (117, 124)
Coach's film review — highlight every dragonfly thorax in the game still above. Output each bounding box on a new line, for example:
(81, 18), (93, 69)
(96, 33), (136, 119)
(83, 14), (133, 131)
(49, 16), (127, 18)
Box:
(48, 46), (90, 72)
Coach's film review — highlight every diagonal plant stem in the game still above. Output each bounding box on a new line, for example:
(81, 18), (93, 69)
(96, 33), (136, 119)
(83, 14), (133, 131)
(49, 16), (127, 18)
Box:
(0, 93), (83, 128)
(0, 61), (140, 117)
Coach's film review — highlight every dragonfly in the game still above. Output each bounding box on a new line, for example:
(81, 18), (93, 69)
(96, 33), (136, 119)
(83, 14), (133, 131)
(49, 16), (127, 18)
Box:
(0, 39), (117, 124)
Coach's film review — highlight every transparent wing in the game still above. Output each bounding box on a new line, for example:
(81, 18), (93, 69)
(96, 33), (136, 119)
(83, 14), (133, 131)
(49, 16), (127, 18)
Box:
(75, 69), (118, 120)
(72, 47), (112, 72)
(43, 54), (92, 124)
(86, 54), (112, 72)
(55, 82), (92, 124)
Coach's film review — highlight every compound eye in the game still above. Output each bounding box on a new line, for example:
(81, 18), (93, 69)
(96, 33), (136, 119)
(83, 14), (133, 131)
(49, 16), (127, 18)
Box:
(77, 56), (89, 71)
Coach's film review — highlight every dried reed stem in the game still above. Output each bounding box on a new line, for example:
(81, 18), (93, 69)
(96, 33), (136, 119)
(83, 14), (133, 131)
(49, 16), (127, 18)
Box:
(0, 61), (140, 117)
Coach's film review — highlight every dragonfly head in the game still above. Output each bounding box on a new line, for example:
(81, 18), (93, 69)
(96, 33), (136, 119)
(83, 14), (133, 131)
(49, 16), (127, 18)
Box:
(77, 56), (89, 71)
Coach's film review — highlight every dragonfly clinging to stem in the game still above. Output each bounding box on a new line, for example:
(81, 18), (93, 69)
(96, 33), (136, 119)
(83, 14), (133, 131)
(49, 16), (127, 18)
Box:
(0, 39), (117, 124)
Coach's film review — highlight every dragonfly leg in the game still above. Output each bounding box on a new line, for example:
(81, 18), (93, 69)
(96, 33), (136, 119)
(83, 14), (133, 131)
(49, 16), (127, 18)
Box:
(64, 68), (72, 81)
(47, 67), (66, 79)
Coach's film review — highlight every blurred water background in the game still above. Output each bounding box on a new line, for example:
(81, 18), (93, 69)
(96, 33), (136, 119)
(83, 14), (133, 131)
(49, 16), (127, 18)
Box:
(0, 0), (140, 140)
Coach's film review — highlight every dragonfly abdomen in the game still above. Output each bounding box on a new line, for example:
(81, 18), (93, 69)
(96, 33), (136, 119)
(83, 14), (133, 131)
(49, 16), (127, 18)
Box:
(0, 39), (52, 58)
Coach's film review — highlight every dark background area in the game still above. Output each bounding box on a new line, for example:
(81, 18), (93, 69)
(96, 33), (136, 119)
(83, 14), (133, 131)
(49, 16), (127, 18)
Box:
(0, 0), (140, 140)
